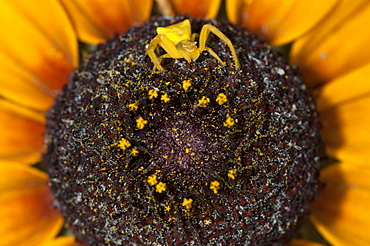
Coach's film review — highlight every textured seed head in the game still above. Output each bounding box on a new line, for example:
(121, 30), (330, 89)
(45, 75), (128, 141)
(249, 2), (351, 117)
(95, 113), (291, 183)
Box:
(44, 17), (324, 246)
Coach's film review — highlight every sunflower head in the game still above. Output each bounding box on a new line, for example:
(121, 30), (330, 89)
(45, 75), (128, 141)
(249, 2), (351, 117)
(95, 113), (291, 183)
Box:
(44, 17), (324, 245)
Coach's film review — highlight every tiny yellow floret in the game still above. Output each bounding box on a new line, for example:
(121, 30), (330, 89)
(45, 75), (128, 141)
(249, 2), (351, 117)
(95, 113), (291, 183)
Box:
(136, 117), (148, 129)
(156, 182), (167, 193)
(118, 138), (131, 150)
(147, 174), (158, 186)
(128, 102), (138, 110)
(224, 115), (236, 128)
(130, 147), (139, 156)
(228, 170), (237, 180)
(161, 92), (171, 103)
(198, 96), (210, 107)
(182, 198), (193, 209)
(164, 205), (171, 211)
(148, 89), (158, 99)
(182, 80), (192, 91)
(216, 93), (227, 105)
(210, 181), (221, 194)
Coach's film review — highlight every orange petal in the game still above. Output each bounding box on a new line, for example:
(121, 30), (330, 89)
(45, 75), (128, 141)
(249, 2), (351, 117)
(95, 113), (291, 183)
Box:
(226, 0), (339, 46)
(315, 63), (370, 112)
(0, 163), (64, 246)
(291, 0), (370, 87)
(60, 0), (153, 44)
(0, 99), (45, 164)
(290, 239), (324, 246)
(156, 0), (221, 19)
(0, 0), (78, 112)
(310, 162), (370, 246)
(316, 66), (370, 163)
(40, 237), (76, 246)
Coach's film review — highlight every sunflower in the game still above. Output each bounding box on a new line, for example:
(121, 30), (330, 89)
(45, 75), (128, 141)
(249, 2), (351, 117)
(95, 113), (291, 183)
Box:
(0, 0), (369, 245)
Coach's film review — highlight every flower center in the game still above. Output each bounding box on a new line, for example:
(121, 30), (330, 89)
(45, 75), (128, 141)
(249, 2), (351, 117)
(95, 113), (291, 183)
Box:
(44, 17), (324, 245)
(150, 112), (228, 193)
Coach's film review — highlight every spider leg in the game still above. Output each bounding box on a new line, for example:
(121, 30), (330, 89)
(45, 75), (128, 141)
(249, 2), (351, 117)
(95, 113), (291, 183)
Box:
(191, 33), (199, 42)
(198, 24), (240, 69)
(204, 47), (226, 66)
(159, 35), (183, 58)
(157, 54), (172, 65)
(147, 34), (183, 71)
(147, 36), (165, 71)
(150, 54), (173, 72)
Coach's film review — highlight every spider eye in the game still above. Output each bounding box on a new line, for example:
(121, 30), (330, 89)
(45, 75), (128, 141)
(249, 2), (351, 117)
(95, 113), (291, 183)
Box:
(181, 41), (197, 51)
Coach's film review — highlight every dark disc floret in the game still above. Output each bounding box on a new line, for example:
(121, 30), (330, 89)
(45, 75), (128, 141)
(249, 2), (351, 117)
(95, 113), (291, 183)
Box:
(45, 16), (324, 245)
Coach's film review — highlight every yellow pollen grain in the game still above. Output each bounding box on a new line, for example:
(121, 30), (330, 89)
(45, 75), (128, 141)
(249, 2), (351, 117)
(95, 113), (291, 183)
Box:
(161, 92), (171, 102)
(224, 115), (236, 128)
(148, 89), (158, 99)
(204, 219), (212, 225)
(182, 80), (192, 91)
(185, 148), (191, 153)
(156, 182), (167, 193)
(118, 138), (131, 150)
(128, 102), (138, 110)
(216, 93), (227, 105)
(136, 117), (148, 129)
(182, 198), (193, 209)
(210, 181), (220, 194)
(228, 170), (237, 179)
(198, 96), (210, 107)
(147, 174), (158, 186)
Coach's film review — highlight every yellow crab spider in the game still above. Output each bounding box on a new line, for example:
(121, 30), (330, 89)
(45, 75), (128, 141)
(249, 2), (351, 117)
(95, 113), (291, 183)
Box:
(146, 19), (240, 71)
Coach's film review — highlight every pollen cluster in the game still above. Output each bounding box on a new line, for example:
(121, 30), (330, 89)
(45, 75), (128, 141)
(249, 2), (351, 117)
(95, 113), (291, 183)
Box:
(45, 17), (324, 246)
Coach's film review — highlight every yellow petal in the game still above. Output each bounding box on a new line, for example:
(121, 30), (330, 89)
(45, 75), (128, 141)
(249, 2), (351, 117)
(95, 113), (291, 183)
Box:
(311, 162), (370, 246)
(290, 239), (324, 246)
(0, 99), (45, 164)
(156, 0), (221, 19)
(226, 0), (339, 46)
(39, 237), (76, 246)
(291, 0), (370, 87)
(60, 0), (153, 44)
(0, 164), (64, 246)
(315, 63), (370, 112)
(316, 67), (370, 163)
(0, 0), (78, 112)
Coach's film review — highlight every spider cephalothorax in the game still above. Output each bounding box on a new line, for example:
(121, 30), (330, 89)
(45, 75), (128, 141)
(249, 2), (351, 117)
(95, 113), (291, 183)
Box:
(146, 19), (240, 70)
